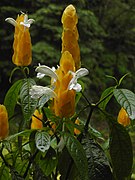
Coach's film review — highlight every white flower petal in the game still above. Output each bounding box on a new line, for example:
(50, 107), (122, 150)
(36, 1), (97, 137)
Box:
(30, 85), (56, 99)
(68, 68), (89, 92)
(27, 19), (35, 25)
(36, 65), (58, 80)
(76, 68), (89, 79)
(20, 21), (30, 28)
(72, 83), (82, 92)
(5, 18), (17, 26)
(37, 72), (45, 79)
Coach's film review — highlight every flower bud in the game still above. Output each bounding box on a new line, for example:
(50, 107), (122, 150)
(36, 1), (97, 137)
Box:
(0, 105), (9, 140)
(117, 107), (130, 127)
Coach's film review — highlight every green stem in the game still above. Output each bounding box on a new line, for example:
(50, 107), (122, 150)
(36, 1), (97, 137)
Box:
(84, 106), (94, 132)
(83, 91), (114, 132)
(95, 91), (113, 107)
(21, 66), (27, 78)
(81, 91), (91, 106)
(23, 150), (38, 179)
(0, 145), (12, 168)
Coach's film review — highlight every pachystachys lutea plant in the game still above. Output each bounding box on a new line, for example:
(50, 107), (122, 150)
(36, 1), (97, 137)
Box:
(1, 4), (135, 180)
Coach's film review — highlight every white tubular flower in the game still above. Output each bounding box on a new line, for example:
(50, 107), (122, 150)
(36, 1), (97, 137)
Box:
(20, 14), (35, 28)
(68, 68), (89, 92)
(30, 85), (56, 99)
(36, 65), (58, 80)
(5, 13), (34, 28)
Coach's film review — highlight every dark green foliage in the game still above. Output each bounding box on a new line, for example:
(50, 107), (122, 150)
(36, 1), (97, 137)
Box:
(109, 118), (133, 179)
(63, 133), (88, 180)
(81, 132), (114, 180)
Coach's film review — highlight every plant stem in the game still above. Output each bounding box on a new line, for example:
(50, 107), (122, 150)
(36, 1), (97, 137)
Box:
(81, 91), (91, 106)
(23, 150), (38, 179)
(84, 106), (94, 132)
(95, 91), (113, 107)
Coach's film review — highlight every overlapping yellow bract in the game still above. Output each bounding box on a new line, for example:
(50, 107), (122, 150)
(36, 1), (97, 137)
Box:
(117, 107), (130, 127)
(31, 109), (43, 129)
(13, 14), (32, 66)
(61, 4), (80, 70)
(53, 51), (76, 118)
(0, 105), (9, 140)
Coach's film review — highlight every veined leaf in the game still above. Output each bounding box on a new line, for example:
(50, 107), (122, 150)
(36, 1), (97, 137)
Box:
(114, 89), (135, 120)
(4, 80), (23, 118)
(35, 131), (51, 152)
(81, 132), (113, 180)
(39, 147), (57, 176)
(98, 87), (114, 110)
(20, 78), (37, 122)
(63, 133), (88, 180)
(109, 118), (133, 179)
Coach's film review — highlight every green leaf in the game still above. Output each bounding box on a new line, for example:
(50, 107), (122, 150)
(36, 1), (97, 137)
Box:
(35, 131), (51, 152)
(98, 87), (114, 110)
(0, 165), (11, 180)
(7, 129), (34, 141)
(4, 80), (23, 118)
(114, 89), (135, 120)
(118, 73), (130, 86)
(109, 118), (133, 179)
(63, 133), (88, 180)
(20, 78), (37, 122)
(38, 94), (52, 109)
(81, 132), (113, 180)
(39, 147), (57, 176)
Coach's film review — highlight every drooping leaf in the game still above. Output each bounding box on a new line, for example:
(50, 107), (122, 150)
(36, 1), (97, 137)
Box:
(109, 117), (133, 179)
(39, 147), (57, 176)
(81, 132), (113, 180)
(20, 78), (37, 122)
(4, 80), (23, 118)
(114, 89), (135, 120)
(35, 131), (51, 152)
(63, 133), (88, 180)
(7, 129), (34, 141)
(98, 86), (114, 110)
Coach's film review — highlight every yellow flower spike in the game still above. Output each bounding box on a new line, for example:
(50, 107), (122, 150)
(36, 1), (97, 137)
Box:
(53, 51), (76, 118)
(31, 109), (43, 129)
(61, 4), (78, 30)
(0, 105), (9, 140)
(5, 13), (34, 66)
(61, 4), (80, 70)
(117, 107), (130, 127)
